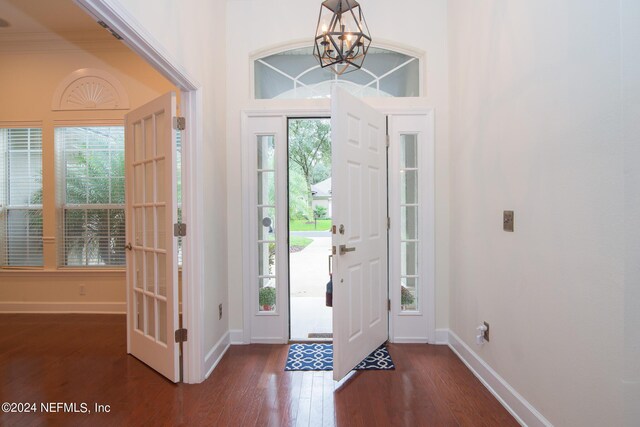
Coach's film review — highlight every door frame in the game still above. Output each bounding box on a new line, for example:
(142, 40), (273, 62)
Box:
(76, 0), (205, 383)
(241, 99), (435, 345)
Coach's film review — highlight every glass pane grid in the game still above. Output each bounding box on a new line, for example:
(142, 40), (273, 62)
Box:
(400, 134), (419, 312)
(254, 47), (419, 99)
(256, 135), (277, 313)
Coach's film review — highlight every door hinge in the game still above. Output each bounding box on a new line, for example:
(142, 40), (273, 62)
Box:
(173, 116), (186, 131)
(387, 217), (391, 230)
(174, 223), (187, 237)
(385, 134), (390, 148)
(175, 328), (188, 343)
(388, 299), (391, 311)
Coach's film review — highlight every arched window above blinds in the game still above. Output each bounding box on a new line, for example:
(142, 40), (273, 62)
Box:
(254, 46), (420, 99)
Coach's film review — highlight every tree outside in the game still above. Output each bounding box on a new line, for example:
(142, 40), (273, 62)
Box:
(288, 119), (331, 222)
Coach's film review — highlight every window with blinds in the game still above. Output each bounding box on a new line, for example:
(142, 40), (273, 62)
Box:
(0, 128), (44, 267)
(56, 127), (125, 267)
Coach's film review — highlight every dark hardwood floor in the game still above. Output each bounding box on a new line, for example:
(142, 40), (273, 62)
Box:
(0, 314), (518, 426)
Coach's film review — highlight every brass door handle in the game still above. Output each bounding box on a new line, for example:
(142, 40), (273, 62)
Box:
(125, 243), (132, 251)
(339, 244), (355, 255)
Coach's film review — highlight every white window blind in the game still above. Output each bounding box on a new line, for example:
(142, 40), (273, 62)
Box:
(56, 127), (125, 267)
(0, 128), (44, 267)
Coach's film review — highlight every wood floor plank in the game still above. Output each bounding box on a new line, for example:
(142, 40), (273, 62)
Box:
(0, 314), (518, 427)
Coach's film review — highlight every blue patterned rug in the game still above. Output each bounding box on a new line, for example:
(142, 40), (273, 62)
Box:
(284, 343), (395, 371)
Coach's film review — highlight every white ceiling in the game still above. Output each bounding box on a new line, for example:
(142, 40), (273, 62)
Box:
(0, 0), (103, 34)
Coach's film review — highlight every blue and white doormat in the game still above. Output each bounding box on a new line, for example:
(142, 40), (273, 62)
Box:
(284, 343), (395, 371)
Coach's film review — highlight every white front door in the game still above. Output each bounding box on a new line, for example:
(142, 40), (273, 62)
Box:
(331, 87), (388, 381)
(125, 92), (180, 382)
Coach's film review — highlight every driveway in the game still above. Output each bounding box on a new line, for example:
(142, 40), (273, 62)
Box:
(289, 236), (332, 297)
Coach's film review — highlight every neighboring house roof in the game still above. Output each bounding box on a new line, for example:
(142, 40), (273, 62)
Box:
(311, 177), (331, 198)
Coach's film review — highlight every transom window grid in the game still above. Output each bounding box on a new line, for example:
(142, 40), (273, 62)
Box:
(254, 46), (419, 99)
(400, 134), (419, 311)
(56, 127), (125, 267)
(0, 128), (43, 267)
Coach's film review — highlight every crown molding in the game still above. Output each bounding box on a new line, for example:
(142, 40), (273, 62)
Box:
(0, 31), (128, 54)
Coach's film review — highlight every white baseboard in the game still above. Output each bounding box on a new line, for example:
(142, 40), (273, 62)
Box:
(447, 329), (552, 427)
(230, 329), (245, 344)
(204, 330), (231, 379)
(0, 301), (126, 314)
(435, 328), (449, 345)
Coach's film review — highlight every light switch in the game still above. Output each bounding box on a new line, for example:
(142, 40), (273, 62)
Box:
(503, 210), (514, 232)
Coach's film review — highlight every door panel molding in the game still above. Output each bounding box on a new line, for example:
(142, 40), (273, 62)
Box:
(332, 87), (388, 381)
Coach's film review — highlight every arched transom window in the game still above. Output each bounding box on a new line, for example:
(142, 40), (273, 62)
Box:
(254, 46), (420, 99)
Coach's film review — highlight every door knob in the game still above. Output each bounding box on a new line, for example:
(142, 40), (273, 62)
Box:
(125, 243), (132, 251)
(339, 244), (355, 255)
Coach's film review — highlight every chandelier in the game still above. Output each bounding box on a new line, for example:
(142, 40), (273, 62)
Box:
(313, 0), (372, 75)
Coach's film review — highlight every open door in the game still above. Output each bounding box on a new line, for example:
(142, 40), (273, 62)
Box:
(125, 92), (180, 382)
(331, 87), (388, 381)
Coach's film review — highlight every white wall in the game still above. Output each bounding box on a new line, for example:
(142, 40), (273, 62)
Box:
(226, 0), (450, 336)
(448, 1), (626, 425)
(112, 0), (229, 364)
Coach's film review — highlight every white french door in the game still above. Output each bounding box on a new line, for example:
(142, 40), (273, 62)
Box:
(331, 87), (389, 381)
(125, 92), (180, 382)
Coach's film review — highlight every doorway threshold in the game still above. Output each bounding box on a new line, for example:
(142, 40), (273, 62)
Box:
(289, 338), (333, 344)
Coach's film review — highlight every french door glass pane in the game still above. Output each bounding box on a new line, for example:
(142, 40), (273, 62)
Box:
(145, 251), (155, 292)
(156, 159), (165, 202)
(157, 253), (167, 297)
(157, 301), (167, 344)
(145, 295), (156, 338)
(134, 291), (143, 331)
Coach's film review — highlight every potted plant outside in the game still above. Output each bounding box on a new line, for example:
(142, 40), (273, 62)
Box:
(259, 286), (276, 311)
(401, 286), (415, 310)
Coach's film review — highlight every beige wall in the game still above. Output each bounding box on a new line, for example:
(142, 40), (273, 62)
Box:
(225, 0), (451, 334)
(448, 1), (627, 425)
(0, 32), (176, 312)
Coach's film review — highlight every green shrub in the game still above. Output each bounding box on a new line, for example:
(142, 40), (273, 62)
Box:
(259, 286), (276, 307)
(401, 286), (415, 306)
